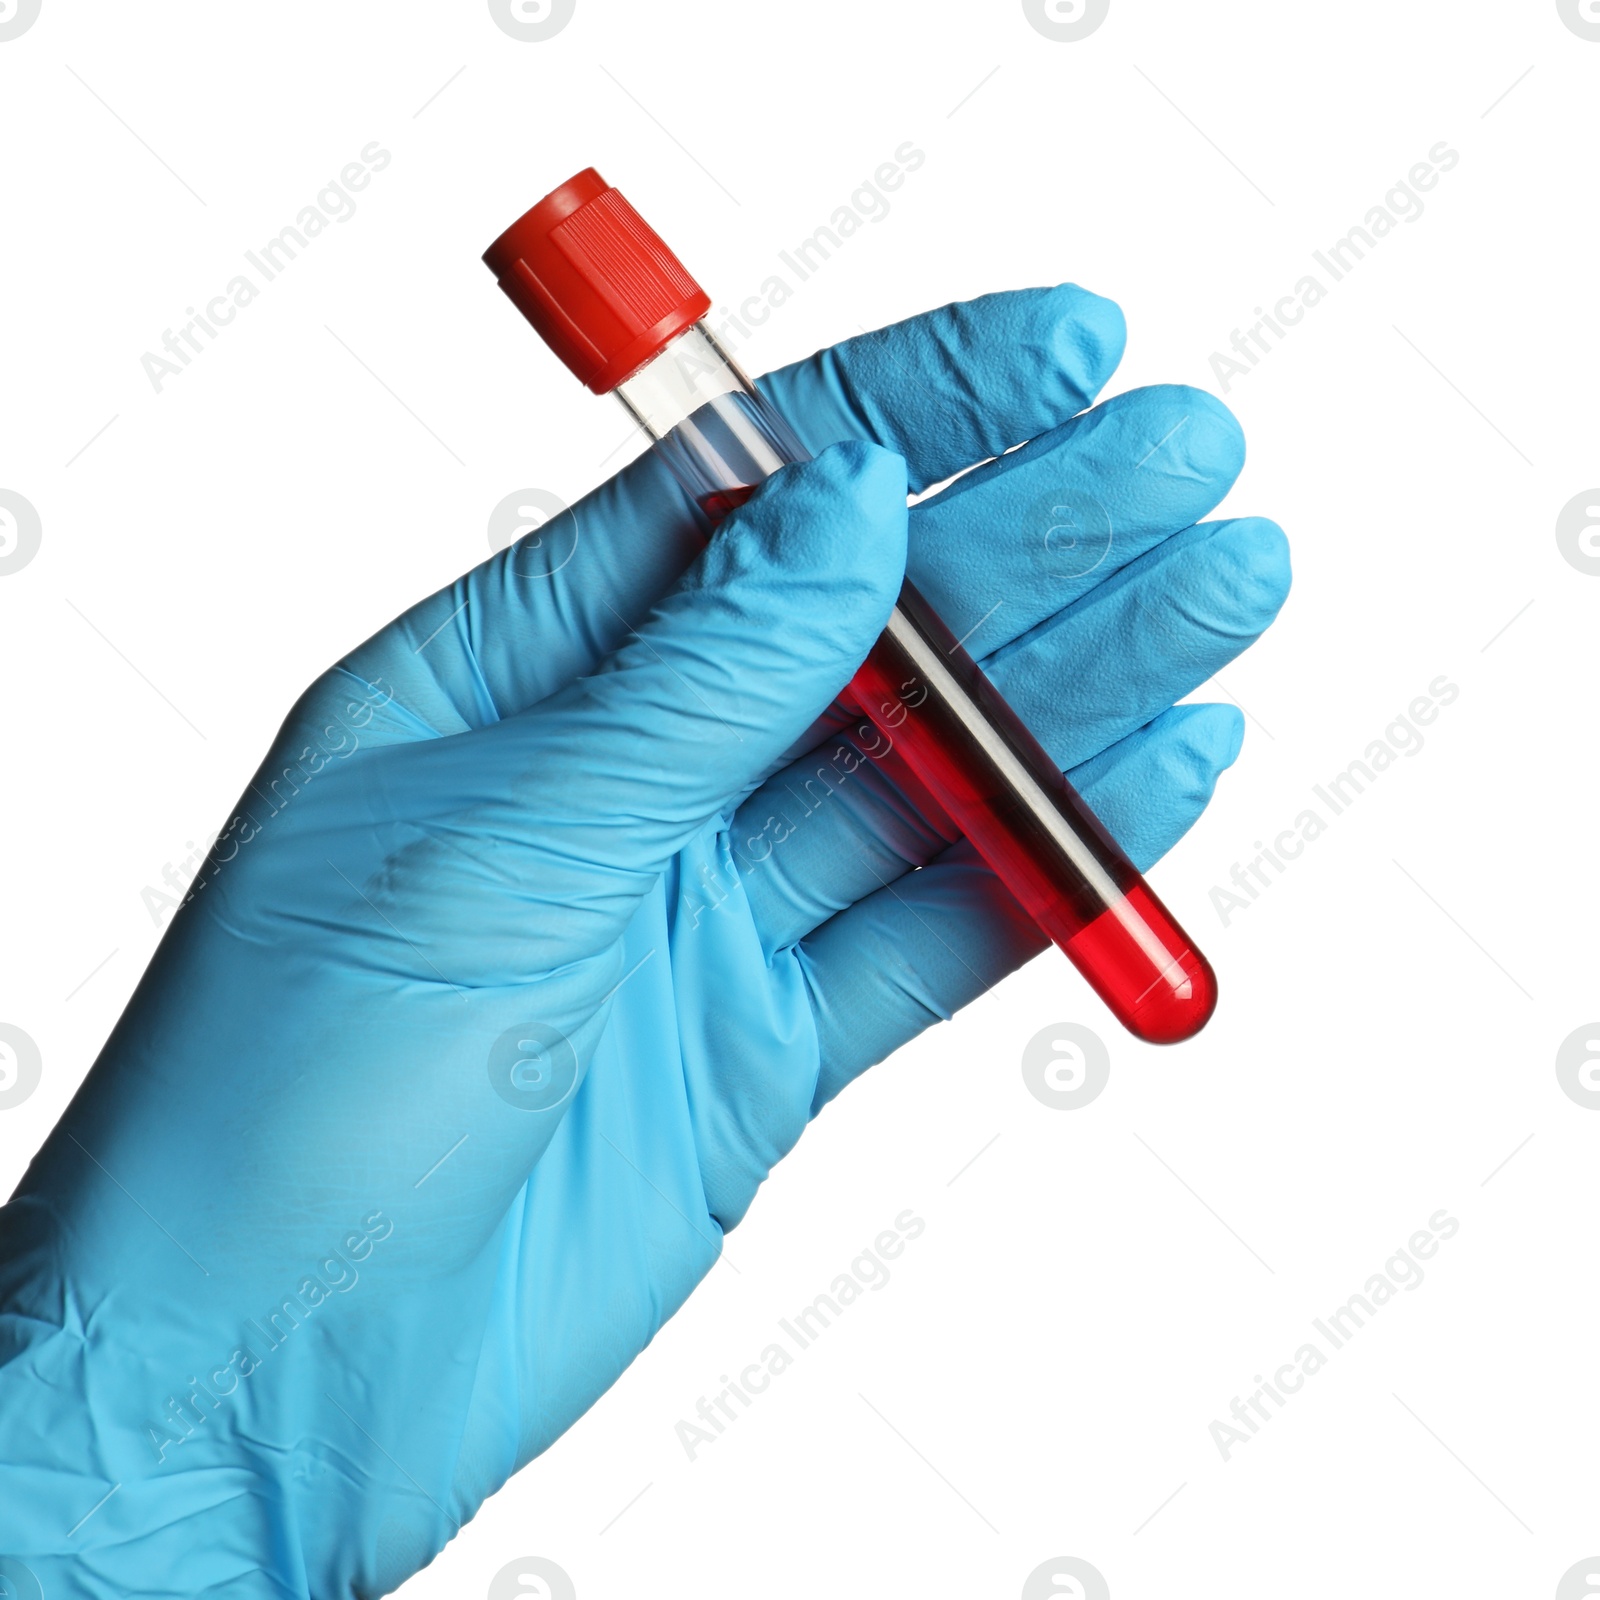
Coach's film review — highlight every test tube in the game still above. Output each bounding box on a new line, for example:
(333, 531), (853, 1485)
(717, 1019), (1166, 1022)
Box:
(484, 170), (1217, 1043)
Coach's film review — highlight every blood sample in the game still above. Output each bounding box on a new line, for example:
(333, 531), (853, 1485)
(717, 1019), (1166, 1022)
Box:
(483, 170), (1217, 1043)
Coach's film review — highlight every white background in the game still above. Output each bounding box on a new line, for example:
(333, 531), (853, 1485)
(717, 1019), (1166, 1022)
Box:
(2, 2), (1597, 1596)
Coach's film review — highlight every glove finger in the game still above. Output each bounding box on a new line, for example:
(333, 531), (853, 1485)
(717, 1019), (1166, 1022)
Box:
(798, 702), (1245, 1110)
(983, 514), (1291, 765)
(737, 516), (1289, 955)
(759, 284), (1126, 492)
(905, 385), (1245, 652)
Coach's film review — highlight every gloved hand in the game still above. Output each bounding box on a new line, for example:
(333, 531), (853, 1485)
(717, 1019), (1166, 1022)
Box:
(0, 287), (1288, 1598)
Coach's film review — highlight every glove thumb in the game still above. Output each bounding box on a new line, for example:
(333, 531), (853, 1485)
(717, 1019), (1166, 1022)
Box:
(478, 438), (908, 881)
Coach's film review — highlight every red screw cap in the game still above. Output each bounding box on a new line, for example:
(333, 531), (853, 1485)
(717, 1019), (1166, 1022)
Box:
(483, 168), (711, 394)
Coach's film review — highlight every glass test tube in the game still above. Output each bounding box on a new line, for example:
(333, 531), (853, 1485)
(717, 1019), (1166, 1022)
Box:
(485, 173), (1217, 1043)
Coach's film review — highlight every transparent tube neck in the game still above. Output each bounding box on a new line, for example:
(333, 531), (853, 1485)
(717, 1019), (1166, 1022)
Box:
(614, 324), (752, 438)
(615, 322), (810, 519)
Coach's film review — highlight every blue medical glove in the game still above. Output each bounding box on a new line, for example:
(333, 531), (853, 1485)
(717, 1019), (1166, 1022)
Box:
(0, 286), (1288, 1598)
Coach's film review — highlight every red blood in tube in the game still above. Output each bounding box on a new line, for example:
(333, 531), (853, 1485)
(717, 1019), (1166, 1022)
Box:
(1063, 884), (1217, 1045)
(697, 486), (756, 522)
